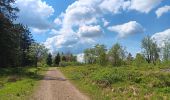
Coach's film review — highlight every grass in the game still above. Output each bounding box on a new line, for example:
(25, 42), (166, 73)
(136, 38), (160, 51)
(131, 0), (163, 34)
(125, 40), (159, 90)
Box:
(60, 65), (170, 100)
(0, 67), (48, 100)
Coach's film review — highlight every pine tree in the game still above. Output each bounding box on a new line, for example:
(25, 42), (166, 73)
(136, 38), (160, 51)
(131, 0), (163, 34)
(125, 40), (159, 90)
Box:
(54, 53), (61, 66)
(0, 0), (34, 67)
(62, 55), (66, 62)
(46, 53), (52, 66)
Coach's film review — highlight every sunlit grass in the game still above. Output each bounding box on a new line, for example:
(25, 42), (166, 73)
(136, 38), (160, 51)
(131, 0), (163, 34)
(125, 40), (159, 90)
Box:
(60, 65), (170, 99)
(0, 67), (47, 100)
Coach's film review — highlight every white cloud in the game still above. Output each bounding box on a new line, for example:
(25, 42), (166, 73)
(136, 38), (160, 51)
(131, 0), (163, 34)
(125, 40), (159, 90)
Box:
(151, 28), (170, 47)
(44, 0), (102, 53)
(54, 18), (62, 26)
(44, 34), (95, 54)
(62, 1), (99, 29)
(44, 0), (164, 53)
(108, 21), (144, 38)
(78, 25), (103, 38)
(44, 34), (79, 53)
(99, 0), (125, 14)
(102, 18), (110, 27)
(123, 1), (131, 10)
(156, 5), (170, 18)
(77, 53), (85, 63)
(46, 34), (78, 48)
(129, 0), (163, 13)
(31, 28), (49, 34)
(16, 0), (54, 29)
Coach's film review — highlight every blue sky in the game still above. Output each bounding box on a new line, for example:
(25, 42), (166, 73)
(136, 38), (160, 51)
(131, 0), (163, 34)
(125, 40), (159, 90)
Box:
(15, 0), (170, 55)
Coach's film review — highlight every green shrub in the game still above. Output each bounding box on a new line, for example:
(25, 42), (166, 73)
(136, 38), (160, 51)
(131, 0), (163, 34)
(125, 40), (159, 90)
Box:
(91, 68), (124, 87)
(60, 65), (170, 99)
(157, 87), (170, 93)
(59, 61), (83, 67)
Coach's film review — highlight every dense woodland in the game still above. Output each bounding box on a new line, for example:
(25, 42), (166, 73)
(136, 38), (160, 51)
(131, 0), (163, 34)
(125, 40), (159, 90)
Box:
(0, 0), (34, 67)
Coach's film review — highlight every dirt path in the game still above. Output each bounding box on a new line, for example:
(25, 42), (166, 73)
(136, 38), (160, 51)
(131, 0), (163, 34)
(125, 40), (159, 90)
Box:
(31, 68), (89, 100)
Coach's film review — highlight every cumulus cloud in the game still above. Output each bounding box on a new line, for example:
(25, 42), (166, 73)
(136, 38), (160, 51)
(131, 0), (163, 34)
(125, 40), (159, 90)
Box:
(54, 18), (62, 26)
(16, 0), (54, 29)
(102, 18), (110, 27)
(156, 5), (170, 18)
(151, 28), (170, 47)
(44, 35), (95, 54)
(99, 0), (125, 14)
(31, 28), (49, 34)
(108, 21), (144, 38)
(43, 0), (164, 53)
(78, 25), (103, 38)
(77, 53), (85, 63)
(129, 0), (163, 13)
(45, 34), (78, 48)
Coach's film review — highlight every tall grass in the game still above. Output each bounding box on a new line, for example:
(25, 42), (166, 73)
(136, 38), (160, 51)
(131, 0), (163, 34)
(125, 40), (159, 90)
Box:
(60, 65), (170, 99)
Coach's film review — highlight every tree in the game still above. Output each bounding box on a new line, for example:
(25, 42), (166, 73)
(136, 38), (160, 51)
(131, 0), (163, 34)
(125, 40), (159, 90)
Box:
(28, 43), (48, 67)
(133, 53), (147, 67)
(142, 36), (160, 64)
(62, 55), (66, 62)
(94, 44), (107, 65)
(126, 53), (133, 65)
(46, 53), (52, 66)
(15, 24), (34, 66)
(162, 41), (170, 62)
(0, 0), (34, 67)
(0, 0), (20, 67)
(0, 0), (19, 20)
(54, 53), (61, 66)
(84, 48), (96, 64)
(108, 43), (126, 66)
(69, 54), (77, 62)
(0, 20), (21, 67)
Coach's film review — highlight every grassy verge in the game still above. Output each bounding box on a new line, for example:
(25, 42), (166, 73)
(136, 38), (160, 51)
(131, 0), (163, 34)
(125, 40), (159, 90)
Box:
(0, 67), (48, 100)
(60, 65), (170, 100)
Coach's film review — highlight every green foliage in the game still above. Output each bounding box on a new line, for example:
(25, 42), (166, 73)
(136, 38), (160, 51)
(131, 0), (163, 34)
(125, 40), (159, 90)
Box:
(0, 67), (47, 100)
(91, 68), (124, 86)
(133, 53), (147, 67)
(126, 53), (133, 65)
(61, 55), (66, 62)
(28, 43), (48, 67)
(54, 53), (61, 66)
(142, 35), (160, 64)
(60, 65), (170, 99)
(0, 0), (34, 67)
(94, 44), (107, 66)
(84, 48), (96, 64)
(162, 41), (170, 62)
(84, 44), (107, 65)
(46, 53), (52, 66)
(59, 61), (83, 67)
(108, 43), (126, 66)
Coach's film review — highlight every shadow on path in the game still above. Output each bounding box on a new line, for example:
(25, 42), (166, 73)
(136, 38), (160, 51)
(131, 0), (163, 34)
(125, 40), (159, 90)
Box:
(44, 76), (67, 81)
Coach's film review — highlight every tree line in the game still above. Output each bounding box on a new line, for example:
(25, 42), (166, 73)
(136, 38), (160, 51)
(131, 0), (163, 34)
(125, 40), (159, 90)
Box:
(84, 36), (170, 67)
(0, 0), (50, 67)
(46, 52), (77, 66)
